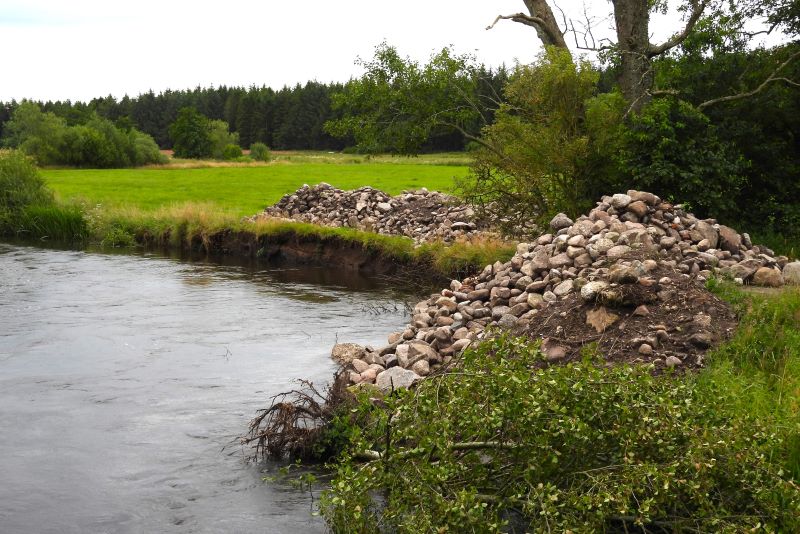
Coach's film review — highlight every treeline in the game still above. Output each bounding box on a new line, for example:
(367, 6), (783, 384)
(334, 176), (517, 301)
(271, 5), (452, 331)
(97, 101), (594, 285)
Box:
(0, 69), (508, 153)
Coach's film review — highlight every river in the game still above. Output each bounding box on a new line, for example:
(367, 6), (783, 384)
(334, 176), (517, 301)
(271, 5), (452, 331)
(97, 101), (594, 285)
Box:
(0, 243), (410, 533)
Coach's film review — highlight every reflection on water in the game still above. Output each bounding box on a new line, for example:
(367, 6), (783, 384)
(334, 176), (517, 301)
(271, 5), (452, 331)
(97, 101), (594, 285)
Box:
(0, 243), (410, 533)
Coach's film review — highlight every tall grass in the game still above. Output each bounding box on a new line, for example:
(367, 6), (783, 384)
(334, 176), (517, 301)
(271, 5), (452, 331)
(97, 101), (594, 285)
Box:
(12, 205), (88, 242)
(703, 280), (800, 479)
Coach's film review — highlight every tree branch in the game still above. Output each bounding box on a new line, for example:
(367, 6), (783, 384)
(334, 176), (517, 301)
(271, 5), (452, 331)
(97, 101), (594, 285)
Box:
(355, 441), (518, 462)
(648, 0), (710, 57)
(698, 49), (800, 110)
(487, 13), (548, 32)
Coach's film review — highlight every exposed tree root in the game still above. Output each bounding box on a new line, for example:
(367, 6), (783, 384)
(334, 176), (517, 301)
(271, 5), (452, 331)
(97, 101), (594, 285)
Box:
(241, 371), (352, 461)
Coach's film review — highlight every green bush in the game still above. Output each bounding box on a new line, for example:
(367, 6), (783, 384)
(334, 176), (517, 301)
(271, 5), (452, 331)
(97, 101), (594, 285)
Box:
(321, 334), (800, 532)
(617, 99), (747, 221)
(2, 102), (164, 168)
(208, 119), (239, 160)
(0, 150), (54, 233)
(221, 143), (243, 161)
(249, 142), (272, 162)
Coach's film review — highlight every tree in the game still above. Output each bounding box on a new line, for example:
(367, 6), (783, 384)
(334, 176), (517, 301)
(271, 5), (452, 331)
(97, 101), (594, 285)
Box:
(460, 48), (618, 233)
(169, 107), (212, 159)
(489, 1), (771, 112)
(325, 44), (490, 154)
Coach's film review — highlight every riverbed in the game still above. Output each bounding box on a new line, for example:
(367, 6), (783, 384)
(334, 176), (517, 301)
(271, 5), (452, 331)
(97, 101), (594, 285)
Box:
(0, 243), (410, 533)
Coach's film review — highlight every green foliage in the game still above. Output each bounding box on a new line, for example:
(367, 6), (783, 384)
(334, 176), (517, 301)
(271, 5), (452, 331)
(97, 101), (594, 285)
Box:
(170, 107), (213, 159)
(322, 333), (800, 532)
(208, 119), (239, 160)
(460, 48), (615, 235)
(249, 142), (272, 162)
(1, 102), (165, 168)
(616, 98), (747, 220)
(220, 143), (243, 161)
(326, 43), (484, 154)
(0, 150), (54, 233)
(14, 204), (88, 242)
(2, 101), (68, 165)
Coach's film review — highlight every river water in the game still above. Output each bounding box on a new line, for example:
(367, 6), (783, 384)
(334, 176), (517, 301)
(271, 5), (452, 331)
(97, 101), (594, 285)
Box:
(0, 243), (410, 533)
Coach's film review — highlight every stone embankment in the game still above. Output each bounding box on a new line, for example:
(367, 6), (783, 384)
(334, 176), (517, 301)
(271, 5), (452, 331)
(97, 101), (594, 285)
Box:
(255, 183), (491, 245)
(332, 190), (800, 391)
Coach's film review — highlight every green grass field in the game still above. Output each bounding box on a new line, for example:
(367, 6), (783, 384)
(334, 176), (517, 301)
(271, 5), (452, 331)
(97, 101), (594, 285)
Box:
(42, 160), (469, 217)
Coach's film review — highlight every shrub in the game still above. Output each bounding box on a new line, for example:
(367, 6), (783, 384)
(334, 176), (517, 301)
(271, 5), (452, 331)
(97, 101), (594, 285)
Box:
(0, 150), (54, 232)
(459, 48), (612, 236)
(2, 102), (164, 168)
(321, 334), (800, 532)
(208, 119), (239, 160)
(249, 142), (272, 162)
(221, 143), (243, 161)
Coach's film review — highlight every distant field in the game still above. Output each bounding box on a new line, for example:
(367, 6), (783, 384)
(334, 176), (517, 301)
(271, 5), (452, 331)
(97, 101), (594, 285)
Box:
(42, 158), (470, 217)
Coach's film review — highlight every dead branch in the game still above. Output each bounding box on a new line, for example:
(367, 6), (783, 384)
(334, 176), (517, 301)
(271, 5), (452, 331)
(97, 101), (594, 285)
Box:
(487, 1), (569, 49)
(698, 48), (800, 110)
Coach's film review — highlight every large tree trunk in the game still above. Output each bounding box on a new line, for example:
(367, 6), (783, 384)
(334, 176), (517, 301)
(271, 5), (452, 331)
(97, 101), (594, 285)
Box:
(613, 0), (654, 113)
(522, 0), (569, 49)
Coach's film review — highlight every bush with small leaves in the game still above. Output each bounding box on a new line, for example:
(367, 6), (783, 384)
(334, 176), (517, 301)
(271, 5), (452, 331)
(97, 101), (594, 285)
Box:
(249, 142), (271, 162)
(0, 150), (53, 233)
(321, 333), (800, 533)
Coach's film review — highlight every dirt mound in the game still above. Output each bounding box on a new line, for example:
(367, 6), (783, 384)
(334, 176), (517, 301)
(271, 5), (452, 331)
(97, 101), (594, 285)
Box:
(329, 189), (796, 389)
(524, 261), (738, 370)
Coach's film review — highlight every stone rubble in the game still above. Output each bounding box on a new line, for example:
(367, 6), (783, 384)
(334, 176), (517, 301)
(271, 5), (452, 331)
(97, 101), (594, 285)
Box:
(254, 183), (492, 245)
(332, 190), (799, 391)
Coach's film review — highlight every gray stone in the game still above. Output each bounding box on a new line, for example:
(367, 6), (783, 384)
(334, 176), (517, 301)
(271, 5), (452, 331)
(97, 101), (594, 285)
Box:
(549, 213), (574, 231)
(549, 253), (573, 269)
(375, 367), (421, 392)
(407, 341), (438, 364)
(606, 245), (632, 259)
(665, 356), (683, 368)
(411, 360), (431, 376)
(689, 221), (719, 249)
(611, 193), (632, 209)
(553, 279), (574, 297)
(688, 333), (713, 349)
(782, 262), (800, 285)
(608, 264), (639, 284)
(497, 314), (518, 329)
(580, 281), (609, 302)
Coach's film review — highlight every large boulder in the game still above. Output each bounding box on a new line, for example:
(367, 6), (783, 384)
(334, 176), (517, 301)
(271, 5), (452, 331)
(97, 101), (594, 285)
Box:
(783, 262), (800, 285)
(752, 266), (784, 287)
(375, 367), (421, 393)
(331, 343), (365, 365)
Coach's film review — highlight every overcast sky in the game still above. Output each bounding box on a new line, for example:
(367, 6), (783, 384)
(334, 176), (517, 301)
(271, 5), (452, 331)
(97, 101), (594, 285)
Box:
(0, 1), (780, 103)
(0, 0), (613, 102)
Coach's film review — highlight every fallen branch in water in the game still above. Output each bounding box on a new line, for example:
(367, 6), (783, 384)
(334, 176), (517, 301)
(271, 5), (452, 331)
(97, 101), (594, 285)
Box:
(241, 372), (352, 461)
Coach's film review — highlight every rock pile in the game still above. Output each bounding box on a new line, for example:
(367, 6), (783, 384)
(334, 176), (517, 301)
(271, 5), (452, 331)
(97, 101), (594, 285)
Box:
(333, 190), (799, 391)
(256, 183), (490, 245)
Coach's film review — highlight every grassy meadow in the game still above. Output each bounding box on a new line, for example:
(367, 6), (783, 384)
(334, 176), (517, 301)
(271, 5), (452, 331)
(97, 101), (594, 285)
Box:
(42, 154), (469, 217)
